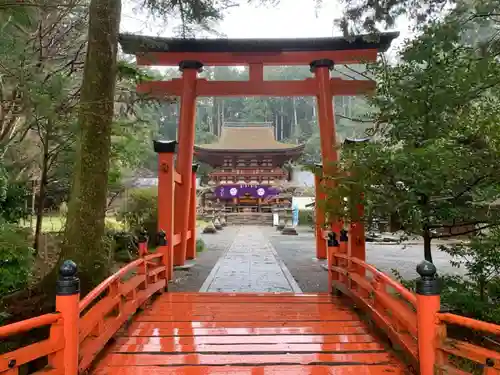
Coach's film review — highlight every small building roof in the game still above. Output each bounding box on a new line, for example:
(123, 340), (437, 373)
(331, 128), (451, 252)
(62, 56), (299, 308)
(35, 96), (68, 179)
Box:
(195, 124), (304, 152)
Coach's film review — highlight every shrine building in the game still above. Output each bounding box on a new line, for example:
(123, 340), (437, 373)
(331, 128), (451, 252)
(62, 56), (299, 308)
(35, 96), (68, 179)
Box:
(195, 123), (305, 214)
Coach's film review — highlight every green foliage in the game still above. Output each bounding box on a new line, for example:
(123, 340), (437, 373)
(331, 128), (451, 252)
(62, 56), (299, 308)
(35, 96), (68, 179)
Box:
(104, 213), (137, 262)
(105, 230), (138, 262)
(438, 228), (500, 323)
(0, 166), (7, 201)
(117, 60), (155, 83)
(303, 133), (322, 164)
(323, 10), (500, 262)
(196, 238), (205, 253)
(394, 269), (500, 323)
(0, 182), (30, 224)
(336, 0), (500, 41)
(0, 166), (29, 224)
(393, 227), (500, 323)
(298, 210), (314, 226)
(118, 187), (158, 239)
(439, 275), (500, 324)
(0, 223), (34, 296)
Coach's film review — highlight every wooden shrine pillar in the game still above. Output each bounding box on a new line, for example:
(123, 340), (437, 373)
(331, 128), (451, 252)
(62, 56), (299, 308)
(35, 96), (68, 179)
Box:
(186, 164), (198, 260)
(311, 59), (342, 238)
(314, 164), (327, 259)
(173, 60), (202, 266)
(154, 140), (176, 281)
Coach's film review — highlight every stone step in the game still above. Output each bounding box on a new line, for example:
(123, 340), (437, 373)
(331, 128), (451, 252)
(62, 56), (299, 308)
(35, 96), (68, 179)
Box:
(226, 213), (273, 226)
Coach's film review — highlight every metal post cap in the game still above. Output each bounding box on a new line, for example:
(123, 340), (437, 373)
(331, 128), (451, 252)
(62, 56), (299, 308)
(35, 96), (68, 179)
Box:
(138, 229), (149, 243)
(56, 260), (80, 296)
(157, 230), (167, 246)
(340, 229), (348, 242)
(416, 260), (441, 296)
(416, 260), (437, 278)
(59, 260), (77, 277)
(153, 140), (177, 153)
(327, 232), (339, 247)
(179, 60), (204, 72)
(310, 59), (335, 72)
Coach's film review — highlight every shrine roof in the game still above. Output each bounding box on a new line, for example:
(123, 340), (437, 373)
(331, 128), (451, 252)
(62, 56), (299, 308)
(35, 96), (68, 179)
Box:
(119, 32), (399, 55)
(194, 125), (305, 153)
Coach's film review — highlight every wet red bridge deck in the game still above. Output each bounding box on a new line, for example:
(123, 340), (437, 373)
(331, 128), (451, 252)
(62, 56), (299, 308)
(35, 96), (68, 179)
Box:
(92, 293), (406, 375)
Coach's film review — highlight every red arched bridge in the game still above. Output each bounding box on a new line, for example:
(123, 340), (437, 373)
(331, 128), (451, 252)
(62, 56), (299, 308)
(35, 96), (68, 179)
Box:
(1, 34), (499, 375)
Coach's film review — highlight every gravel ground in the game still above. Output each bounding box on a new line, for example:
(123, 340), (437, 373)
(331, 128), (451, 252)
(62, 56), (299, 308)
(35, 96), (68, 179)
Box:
(263, 226), (466, 293)
(167, 226), (240, 292)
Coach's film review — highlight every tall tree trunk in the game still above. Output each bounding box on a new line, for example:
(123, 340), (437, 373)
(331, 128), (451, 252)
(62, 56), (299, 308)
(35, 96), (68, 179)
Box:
(60, 0), (121, 295)
(280, 101), (284, 140)
(293, 97), (298, 142)
(208, 97), (214, 134)
(221, 99), (225, 132)
(274, 113), (279, 140)
(34, 131), (50, 252)
(423, 224), (433, 263)
(211, 97), (217, 135)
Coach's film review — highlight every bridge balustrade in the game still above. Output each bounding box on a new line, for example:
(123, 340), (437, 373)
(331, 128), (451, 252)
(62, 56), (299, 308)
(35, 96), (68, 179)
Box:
(0, 234), (168, 375)
(326, 230), (500, 375)
(1, 229), (499, 374)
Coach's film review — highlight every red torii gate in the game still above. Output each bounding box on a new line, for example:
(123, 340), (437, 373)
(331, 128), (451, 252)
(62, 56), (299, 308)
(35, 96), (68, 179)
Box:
(119, 32), (398, 271)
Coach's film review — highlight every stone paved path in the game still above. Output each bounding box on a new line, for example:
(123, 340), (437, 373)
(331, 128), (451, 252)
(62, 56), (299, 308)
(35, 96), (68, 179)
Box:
(199, 227), (302, 293)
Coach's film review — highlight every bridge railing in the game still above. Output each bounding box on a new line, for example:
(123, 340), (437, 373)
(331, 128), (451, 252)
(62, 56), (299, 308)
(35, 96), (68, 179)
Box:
(1, 140), (198, 375)
(328, 233), (419, 370)
(0, 235), (167, 375)
(0, 313), (63, 374)
(327, 231), (500, 375)
(435, 313), (500, 374)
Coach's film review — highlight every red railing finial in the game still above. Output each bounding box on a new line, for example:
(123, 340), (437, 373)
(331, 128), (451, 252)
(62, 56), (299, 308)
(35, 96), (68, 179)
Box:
(55, 260), (80, 375)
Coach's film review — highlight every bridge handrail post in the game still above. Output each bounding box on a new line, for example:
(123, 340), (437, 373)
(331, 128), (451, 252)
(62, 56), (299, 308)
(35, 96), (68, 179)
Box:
(138, 229), (149, 257)
(327, 232), (339, 294)
(55, 260), (80, 375)
(338, 229), (349, 288)
(416, 260), (441, 375)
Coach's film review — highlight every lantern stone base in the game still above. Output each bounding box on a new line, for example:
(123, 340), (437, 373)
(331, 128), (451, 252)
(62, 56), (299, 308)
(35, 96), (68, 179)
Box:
(282, 227), (298, 235)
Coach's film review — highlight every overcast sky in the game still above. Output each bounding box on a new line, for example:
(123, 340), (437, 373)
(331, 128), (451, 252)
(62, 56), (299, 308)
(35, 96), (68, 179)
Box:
(121, 0), (414, 60)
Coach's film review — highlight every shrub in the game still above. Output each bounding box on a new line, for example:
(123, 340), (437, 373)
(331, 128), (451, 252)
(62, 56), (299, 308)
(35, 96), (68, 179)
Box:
(196, 238), (205, 253)
(392, 228), (500, 324)
(0, 223), (35, 296)
(118, 187), (157, 239)
(438, 230), (500, 323)
(105, 217), (125, 230)
(0, 182), (30, 224)
(104, 219), (137, 262)
(108, 230), (137, 262)
(298, 210), (314, 226)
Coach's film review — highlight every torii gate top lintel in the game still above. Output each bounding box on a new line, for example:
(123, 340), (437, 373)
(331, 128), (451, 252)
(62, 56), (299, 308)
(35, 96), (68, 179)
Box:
(118, 31), (399, 97)
(118, 32), (399, 66)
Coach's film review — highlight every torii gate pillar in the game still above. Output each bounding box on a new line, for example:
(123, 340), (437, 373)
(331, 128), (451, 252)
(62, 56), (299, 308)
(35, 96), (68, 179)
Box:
(311, 59), (342, 258)
(174, 61), (202, 266)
